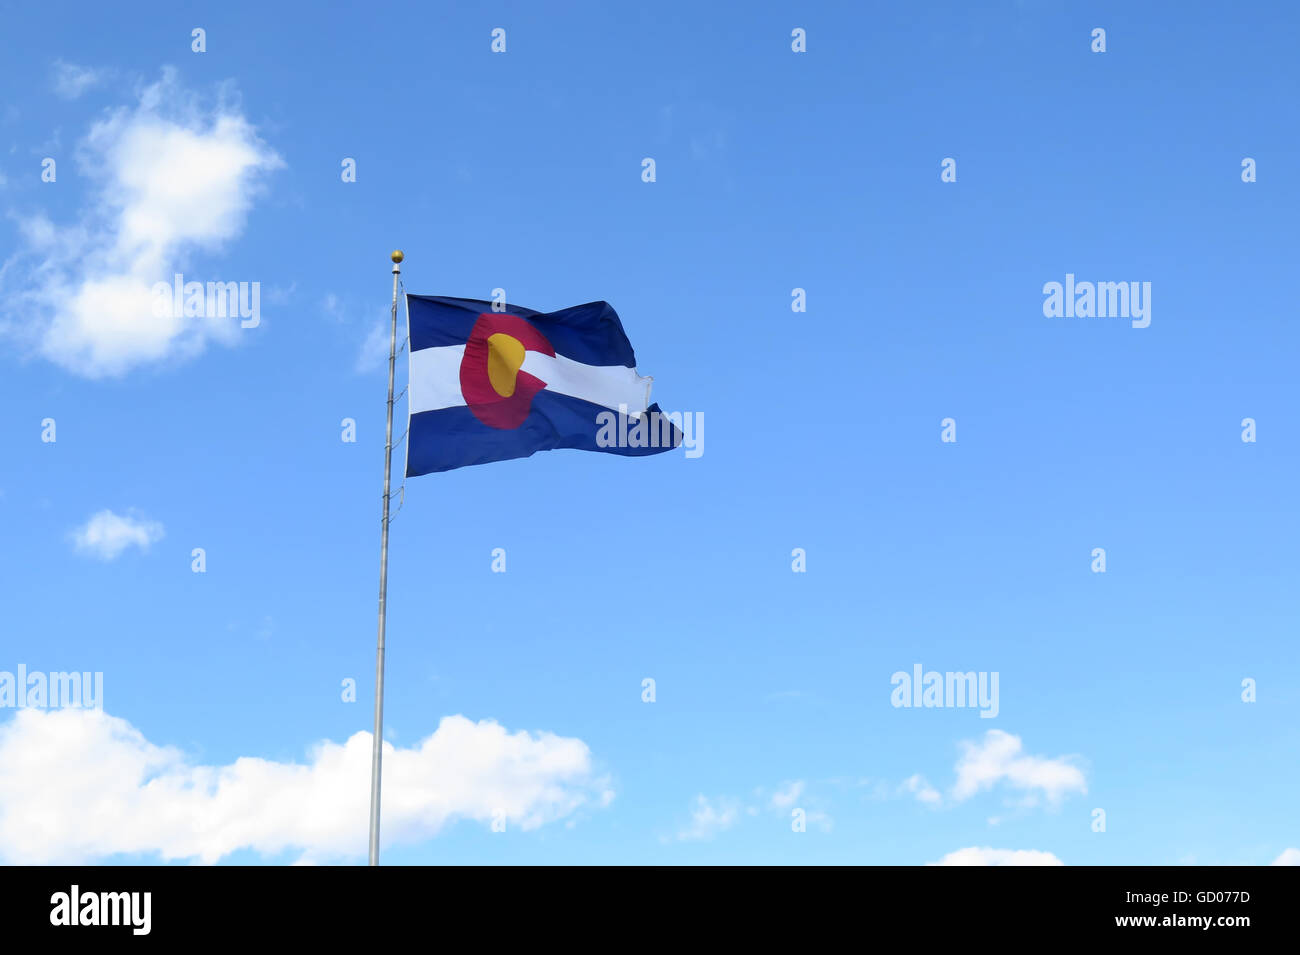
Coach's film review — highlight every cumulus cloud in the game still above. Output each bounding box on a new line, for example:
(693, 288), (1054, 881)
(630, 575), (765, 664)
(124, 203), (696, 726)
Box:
(929, 847), (1064, 866)
(71, 509), (164, 560)
(950, 730), (1086, 807)
(765, 779), (832, 831)
(674, 780), (832, 840)
(900, 774), (942, 806)
(768, 780), (804, 809)
(2, 68), (282, 377)
(803, 809), (833, 832)
(1271, 849), (1300, 866)
(52, 60), (107, 99)
(357, 318), (392, 372)
(677, 794), (743, 841)
(0, 708), (611, 864)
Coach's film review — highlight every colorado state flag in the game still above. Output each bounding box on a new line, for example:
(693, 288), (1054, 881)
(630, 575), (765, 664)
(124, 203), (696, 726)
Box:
(404, 295), (682, 476)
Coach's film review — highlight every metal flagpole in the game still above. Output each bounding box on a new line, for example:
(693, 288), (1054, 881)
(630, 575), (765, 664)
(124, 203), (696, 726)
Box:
(368, 249), (403, 865)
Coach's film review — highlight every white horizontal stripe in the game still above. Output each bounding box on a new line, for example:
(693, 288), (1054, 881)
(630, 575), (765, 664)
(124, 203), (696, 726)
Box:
(409, 344), (654, 416)
(409, 345), (467, 414)
(521, 350), (653, 415)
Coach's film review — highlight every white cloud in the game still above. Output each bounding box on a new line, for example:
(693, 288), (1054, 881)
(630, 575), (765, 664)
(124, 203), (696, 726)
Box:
(901, 774), (942, 806)
(929, 847), (1064, 866)
(950, 730), (1085, 807)
(768, 779), (804, 809)
(766, 779), (832, 830)
(357, 318), (392, 372)
(675, 781), (832, 839)
(321, 293), (346, 323)
(810, 811), (833, 831)
(1271, 848), (1300, 866)
(71, 509), (164, 560)
(0, 708), (611, 864)
(2, 68), (282, 377)
(53, 60), (107, 99)
(677, 795), (742, 841)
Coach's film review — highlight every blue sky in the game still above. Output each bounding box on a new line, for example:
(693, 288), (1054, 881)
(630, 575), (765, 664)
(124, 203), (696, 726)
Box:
(0, 0), (1297, 865)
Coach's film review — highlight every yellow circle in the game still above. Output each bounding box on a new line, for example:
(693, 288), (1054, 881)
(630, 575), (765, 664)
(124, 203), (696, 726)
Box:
(486, 333), (526, 397)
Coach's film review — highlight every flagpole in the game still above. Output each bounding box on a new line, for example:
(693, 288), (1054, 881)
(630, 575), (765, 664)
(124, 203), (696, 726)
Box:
(368, 249), (403, 865)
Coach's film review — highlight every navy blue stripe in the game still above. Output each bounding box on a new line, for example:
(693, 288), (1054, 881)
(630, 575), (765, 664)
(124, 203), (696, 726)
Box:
(407, 295), (638, 367)
(406, 391), (682, 476)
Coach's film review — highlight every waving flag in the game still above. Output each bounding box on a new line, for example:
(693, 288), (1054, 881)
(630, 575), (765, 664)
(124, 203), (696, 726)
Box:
(404, 295), (681, 475)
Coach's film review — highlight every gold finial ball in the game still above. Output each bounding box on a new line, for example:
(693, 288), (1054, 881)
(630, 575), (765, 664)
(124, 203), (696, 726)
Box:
(390, 250), (404, 264)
